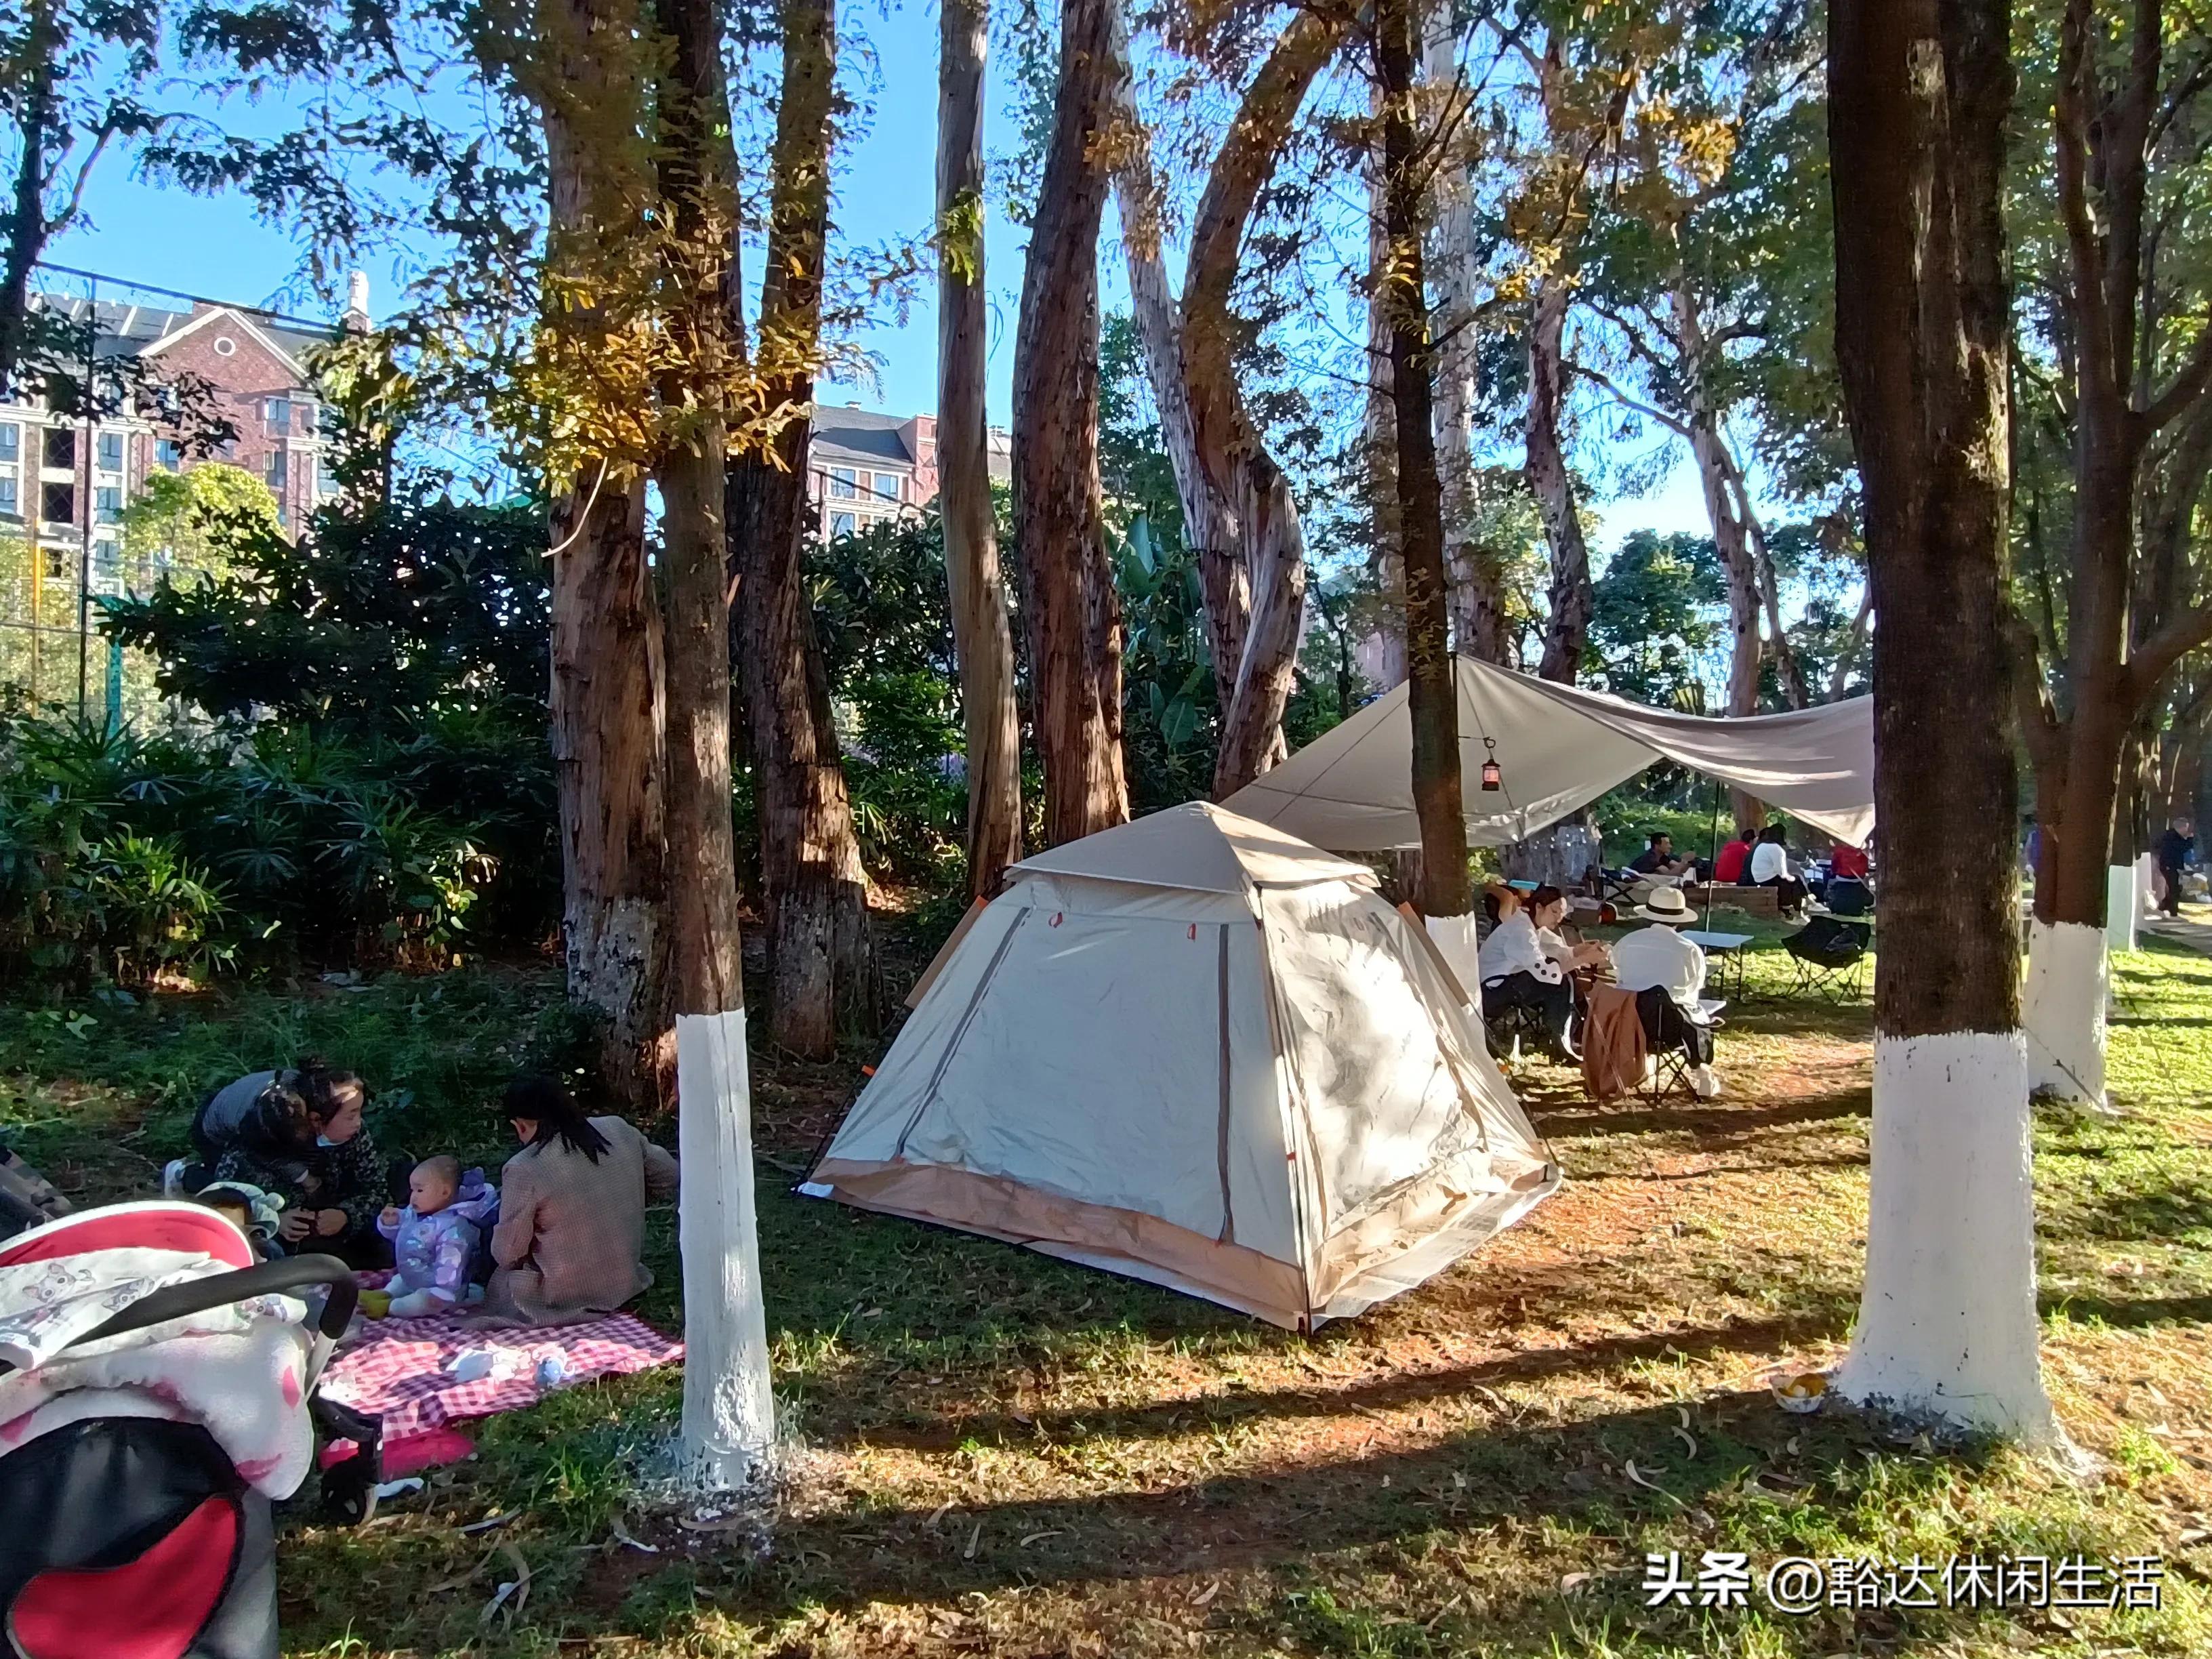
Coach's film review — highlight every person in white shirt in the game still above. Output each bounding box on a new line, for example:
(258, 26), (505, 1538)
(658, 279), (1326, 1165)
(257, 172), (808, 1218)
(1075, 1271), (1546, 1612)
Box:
(1477, 886), (1606, 1058)
(1609, 885), (1722, 1097)
(1748, 823), (1811, 918)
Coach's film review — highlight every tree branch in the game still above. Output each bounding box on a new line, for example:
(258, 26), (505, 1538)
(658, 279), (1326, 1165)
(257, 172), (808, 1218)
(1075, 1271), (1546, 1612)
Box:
(2005, 605), (2066, 779)
(1565, 357), (1694, 439)
(2128, 598), (2212, 707)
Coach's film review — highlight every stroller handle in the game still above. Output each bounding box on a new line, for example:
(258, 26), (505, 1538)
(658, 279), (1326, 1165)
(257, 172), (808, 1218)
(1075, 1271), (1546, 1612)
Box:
(67, 1254), (359, 1351)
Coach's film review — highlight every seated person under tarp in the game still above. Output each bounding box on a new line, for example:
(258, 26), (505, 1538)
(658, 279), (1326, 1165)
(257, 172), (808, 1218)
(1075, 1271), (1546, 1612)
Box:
(1607, 886), (1722, 1099)
(1477, 884), (1604, 1059)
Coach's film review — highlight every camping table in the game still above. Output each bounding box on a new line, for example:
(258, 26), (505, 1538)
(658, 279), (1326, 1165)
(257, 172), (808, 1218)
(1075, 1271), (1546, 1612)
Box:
(1681, 928), (1754, 1002)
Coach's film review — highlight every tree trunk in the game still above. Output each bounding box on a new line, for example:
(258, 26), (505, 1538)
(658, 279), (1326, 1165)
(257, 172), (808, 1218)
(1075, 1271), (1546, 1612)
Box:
(1013, 0), (1129, 845)
(729, 0), (880, 1056)
(1528, 279), (1591, 683)
(1423, 11), (1501, 665)
(1828, 582), (1873, 699)
(1105, 15), (1244, 684)
(939, 0), (1023, 898)
(1365, 156), (1407, 691)
(1828, 0), (2055, 1439)
(539, 0), (668, 1103)
(651, 0), (775, 1487)
(1179, 10), (1345, 798)
(0, 0), (58, 403)
(550, 473), (668, 1097)
(1378, 0), (1469, 920)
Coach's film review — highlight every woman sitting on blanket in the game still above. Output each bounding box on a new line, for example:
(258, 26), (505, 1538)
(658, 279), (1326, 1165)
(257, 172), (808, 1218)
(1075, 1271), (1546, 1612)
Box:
(483, 1076), (679, 1326)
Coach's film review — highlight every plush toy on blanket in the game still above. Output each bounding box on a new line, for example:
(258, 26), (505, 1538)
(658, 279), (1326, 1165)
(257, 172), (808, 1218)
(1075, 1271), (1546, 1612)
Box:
(369, 1157), (498, 1317)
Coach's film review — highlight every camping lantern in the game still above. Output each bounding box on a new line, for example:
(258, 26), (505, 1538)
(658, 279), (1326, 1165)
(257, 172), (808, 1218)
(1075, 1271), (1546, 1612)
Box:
(1479, 737), (1502, 792)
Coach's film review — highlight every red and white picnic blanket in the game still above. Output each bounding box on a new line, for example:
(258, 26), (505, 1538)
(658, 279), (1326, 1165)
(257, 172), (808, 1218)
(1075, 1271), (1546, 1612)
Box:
(319, 1292), (682, 1453)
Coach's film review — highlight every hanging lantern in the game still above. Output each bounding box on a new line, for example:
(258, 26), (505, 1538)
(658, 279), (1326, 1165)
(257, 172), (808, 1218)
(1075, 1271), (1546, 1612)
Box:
(1479, 736), (1502, 792)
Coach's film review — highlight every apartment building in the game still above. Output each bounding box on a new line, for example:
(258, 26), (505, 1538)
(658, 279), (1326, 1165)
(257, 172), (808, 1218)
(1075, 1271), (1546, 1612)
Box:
(0, 283), (361, 590)
(808, 405), (1010, 540)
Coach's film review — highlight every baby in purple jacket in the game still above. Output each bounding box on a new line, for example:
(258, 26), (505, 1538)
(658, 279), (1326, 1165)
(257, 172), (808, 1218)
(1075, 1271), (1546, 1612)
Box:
(375, 1155), (499, 1316)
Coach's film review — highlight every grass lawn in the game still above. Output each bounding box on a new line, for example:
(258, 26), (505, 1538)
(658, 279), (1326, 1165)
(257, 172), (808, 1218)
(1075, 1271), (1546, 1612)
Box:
(4, 917), (2211, 1657)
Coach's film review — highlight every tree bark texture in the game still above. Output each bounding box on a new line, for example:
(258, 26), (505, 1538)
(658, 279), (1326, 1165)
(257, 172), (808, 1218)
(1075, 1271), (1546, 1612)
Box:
(539, 0), (668, 1101)
(0, 0), (58, 403)
(728, 0), (880, 1056)
(1364, 155), (1408, 691)
(2023, 0), (2212, 938)
(1180, 9), (1347, 797)
(1013, 0), (1130, 846)
(1104, 14), (1245, 685)
(1378, 0), (1470, 919)
(1831, 0), (2020, 1042)
(939, 0), (1023, 898)
(1828, 0), (2055, 1441)
(1528, 278), (1592, 682)
(1671, 281), (1767, 826)
(1422, 9), (1503, 665)
(653, 0), (746, 1019)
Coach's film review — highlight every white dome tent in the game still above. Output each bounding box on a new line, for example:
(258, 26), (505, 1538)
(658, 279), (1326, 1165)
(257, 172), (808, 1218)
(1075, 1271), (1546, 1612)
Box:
(802, 802), (1560, 1329)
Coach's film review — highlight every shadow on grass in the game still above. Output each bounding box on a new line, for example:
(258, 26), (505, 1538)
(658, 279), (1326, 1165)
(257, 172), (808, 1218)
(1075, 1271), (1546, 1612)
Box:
(819, 1309), (1849, 1454)
(1532, 1088), (1869, 1145)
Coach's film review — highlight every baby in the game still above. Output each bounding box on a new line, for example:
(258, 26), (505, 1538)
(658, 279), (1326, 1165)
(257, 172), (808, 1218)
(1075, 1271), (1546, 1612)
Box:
(374, 1155), (499, 1317)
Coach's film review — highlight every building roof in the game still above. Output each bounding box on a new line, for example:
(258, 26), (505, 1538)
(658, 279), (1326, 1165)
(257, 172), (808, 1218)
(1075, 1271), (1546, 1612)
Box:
(30, 295), (336, 375)
(813, 405), (918, 468)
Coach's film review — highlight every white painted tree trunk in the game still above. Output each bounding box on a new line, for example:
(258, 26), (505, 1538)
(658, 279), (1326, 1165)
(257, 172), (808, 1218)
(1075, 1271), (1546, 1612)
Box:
(2106, 865), (2138, 950)
(2022, 918), (2108, 1108)
(1835, 1031), (2055, 1440)
(1424, 912), (1483, 1011)
(676, 1008), (777, 1487)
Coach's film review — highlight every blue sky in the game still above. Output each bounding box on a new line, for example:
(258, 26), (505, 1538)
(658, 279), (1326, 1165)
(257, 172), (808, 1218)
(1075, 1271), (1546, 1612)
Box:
(43, 0), (1711, 550)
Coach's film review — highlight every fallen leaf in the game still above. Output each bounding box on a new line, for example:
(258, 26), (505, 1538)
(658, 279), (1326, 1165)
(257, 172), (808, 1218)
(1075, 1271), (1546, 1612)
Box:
(964, 1521), (982, 1560)
(458, 1511), (518, 1535)
(925, 1501), (954, 1528)
(1192, 1582), (1221, 1608)
(610, 1521), (659, 1554)
(1559, 1572), (1591, 1595)
(1673, 1425), (1698, 1458)
(676, 1511), (749, 1534)
(1623, 1459), (1686, 1507)
(1019, 1530), (1063, 1547)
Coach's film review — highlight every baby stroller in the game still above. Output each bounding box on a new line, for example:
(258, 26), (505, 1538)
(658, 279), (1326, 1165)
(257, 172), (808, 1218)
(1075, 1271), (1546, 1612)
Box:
(0, 1202), (380, 1659)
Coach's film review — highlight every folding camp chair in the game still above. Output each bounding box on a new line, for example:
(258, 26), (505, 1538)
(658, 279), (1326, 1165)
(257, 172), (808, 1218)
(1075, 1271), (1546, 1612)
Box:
(1630, 987), (1721, 1104)
(1782, 914), (1870, 1000)
(1483, 998), (1558, 1067)
(1824, 876), (1873, 918)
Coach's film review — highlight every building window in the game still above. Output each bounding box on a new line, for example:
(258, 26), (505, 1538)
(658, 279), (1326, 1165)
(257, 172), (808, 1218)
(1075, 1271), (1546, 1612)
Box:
(264, 397), (290, 432)
(43, 426), (75, 469)
(830, 466), (857, 499)
(97, 431), (124, 472)
(0, 478), (16, 518)
(830, 510), (857, 539)
(157, 438), (182, 469)
(96, 485), (123, 523)
(264, 449), (287, 489)
(0, 422), (16, 463)
(41, 481), (75, 524)
(873, 473), (900, 502)
(44, 546), (64, 579)
(316, 453), (339, 497)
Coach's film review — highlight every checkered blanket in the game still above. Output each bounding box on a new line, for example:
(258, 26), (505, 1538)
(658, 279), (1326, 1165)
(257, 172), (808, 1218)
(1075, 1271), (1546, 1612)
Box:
(319, 1287), (683, 1448)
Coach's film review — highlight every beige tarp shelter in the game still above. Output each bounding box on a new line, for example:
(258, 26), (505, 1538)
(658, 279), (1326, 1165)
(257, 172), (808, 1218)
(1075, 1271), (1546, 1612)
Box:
(802, 802), (1560, 1329)
(1225, 654), (1876, 851)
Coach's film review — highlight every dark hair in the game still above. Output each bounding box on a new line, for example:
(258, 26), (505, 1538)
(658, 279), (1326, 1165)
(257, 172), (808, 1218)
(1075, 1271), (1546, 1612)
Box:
(237, 1079), (316, 1162)
(293, 1061), (365, 1126)
(502, 1075), (611, 1164)
(1738, 825), (1759, 842)
(1528, 884), (1566, 913)
(1759, 823), (1786, 844)
(1647, 830), (1671, 846)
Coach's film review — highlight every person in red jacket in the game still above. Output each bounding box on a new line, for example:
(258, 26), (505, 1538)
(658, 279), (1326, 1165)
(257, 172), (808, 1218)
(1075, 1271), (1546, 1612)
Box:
(1828, 841), (1870, 880)
(1713, 827), (1757, 884)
